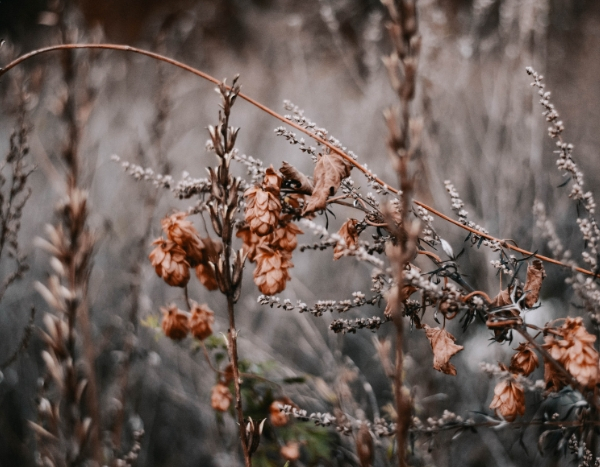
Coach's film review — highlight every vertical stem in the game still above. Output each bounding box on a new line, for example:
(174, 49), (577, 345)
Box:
(226, 294), (252, 467)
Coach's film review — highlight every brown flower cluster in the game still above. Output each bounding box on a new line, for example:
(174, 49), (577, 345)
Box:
(160, 302), (214, 341)
(269, 397), (296, 427)
(149, 212), (221, 289)
(240, 166), (303, 295)
(211, 363), (235, 412)
(543, 317), (599, 390)
(211, 383), (233, 412)
(489, 377), (526, 422)
(510, 343), (539, 376)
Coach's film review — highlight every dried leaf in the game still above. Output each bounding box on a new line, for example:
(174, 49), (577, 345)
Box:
(490, 288), (511, 308)
(423, 325), (464, 375)
(280, 161), (313, 195)
(333, 218), (359, 260)
(523, 259), (545, 308)
(302, 153), (352, 215)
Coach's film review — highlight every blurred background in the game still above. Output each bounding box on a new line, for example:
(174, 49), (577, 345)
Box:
(0, 0), (599, 465)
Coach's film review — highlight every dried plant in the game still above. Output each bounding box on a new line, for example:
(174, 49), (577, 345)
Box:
(3, 2), (600, 466)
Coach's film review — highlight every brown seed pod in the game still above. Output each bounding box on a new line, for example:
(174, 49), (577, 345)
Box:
(161, 212), (205, 267)
(149, 238), (190, 287)
(280, 442), (300, 462)
(189, 302), (214, 340)
(211, 383), (232, 412)
(244, 186), (281, 237)
(510, 343), (539, 376)
(253, 246), (292, 295)
(489, 378), (525, 422)
(160, 304), (190, 340)
(543, 317), (599, 389)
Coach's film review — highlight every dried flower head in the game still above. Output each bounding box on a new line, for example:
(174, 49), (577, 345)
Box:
(195, 236), (222, 290)
(189, 302), (215, 340)
(280, 442), (300, 462)
(211, 383), (232, 412)
(253, 246), (292, 295)
(544, 317), (599, 388)
(262, 165), (283, 194)
(161, 304), (190, 340)
(269, 400), (290, 427)
(236, 225), (263, 262)
(244, 186), (281, 236)
(149, 238), (190, 287)
(333, 218), (359, 260)
(489, 378), (525, 421)
(161, 212), (205, 266)
(510, 343), (539, 376)
(271, 221), (303, 252)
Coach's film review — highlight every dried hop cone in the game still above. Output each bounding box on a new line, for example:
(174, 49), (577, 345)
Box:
(280, 442), (300, 462)
(189, 302), (214, 340)
(149, 238), (190, 287)
(244, 186), (281, 237)
(253, 246), (292, 295)
(211, 383), (232, 412)
(195, 236), (222, 291)
(271, 222), (303, 252)
(161, 304), (190, 340)
(510, 343), (539, 376)
(544, 317), (599, 388)
(333, 218), (359, 260)
(161, 212), (205, 267)
(262, 165), (283, 194)
(489, 378), (525, 422)
(269, 399), (291, 427)
(236, 225), (263, 262)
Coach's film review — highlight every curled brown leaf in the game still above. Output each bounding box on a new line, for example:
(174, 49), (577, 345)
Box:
(523, 259), (545, 308)
(423, 325), (464, 376)
(280, 161), (313, 195)
(333, 218), (359, 260)
(302, 152), (352, 215)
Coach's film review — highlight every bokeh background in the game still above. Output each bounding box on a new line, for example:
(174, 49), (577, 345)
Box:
(0, 0), (599, 465)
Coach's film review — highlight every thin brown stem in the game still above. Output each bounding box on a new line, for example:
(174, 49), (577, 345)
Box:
(226, 295), (252, 467)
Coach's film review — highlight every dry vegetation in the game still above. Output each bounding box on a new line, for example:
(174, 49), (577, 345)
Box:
(1, 1), (600, 466)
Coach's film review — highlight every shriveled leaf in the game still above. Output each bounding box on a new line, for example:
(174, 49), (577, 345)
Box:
(491, 288), (511, 308)
(333, 218), (359, 260)
(303, 153), (352, 214)
(523, 259), (545, 308)
(280, 161), (313, 195)
(423, 325), (464, 375)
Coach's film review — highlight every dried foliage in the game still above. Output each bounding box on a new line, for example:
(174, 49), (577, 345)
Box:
(423, 325), (464, 376)
(3, 2), (600, 466)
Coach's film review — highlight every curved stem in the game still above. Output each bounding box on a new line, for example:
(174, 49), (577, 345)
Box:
(1, 44), (595, 277)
